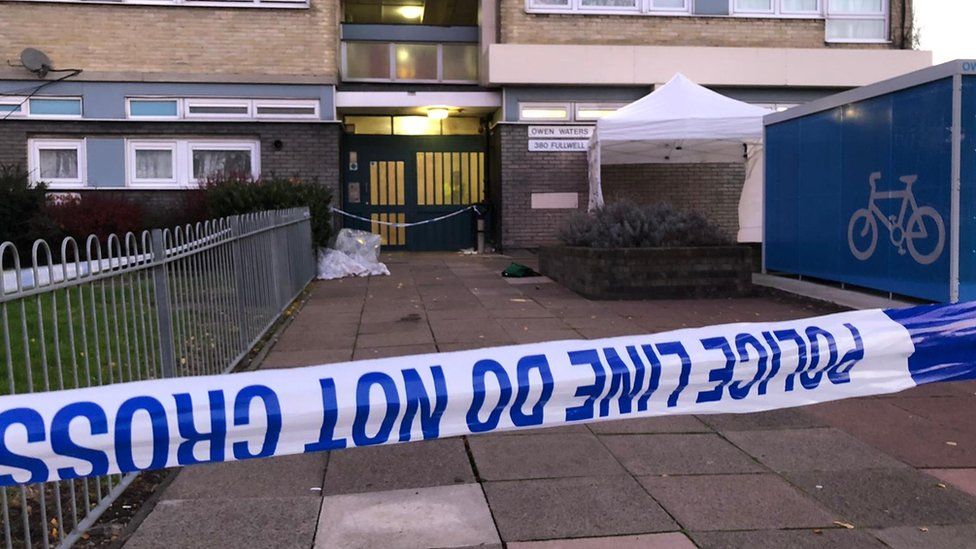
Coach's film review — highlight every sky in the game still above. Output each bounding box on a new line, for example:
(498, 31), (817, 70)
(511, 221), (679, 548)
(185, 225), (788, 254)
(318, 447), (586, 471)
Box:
(914, 1), (976, 63)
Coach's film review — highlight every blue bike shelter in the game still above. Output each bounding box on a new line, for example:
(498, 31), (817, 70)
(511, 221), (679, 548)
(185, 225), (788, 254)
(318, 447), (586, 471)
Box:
(764, 60), (976, 303)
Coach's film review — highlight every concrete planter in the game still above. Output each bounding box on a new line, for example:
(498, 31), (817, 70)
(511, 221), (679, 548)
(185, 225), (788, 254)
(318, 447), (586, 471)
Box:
(538, 245), (753, 300)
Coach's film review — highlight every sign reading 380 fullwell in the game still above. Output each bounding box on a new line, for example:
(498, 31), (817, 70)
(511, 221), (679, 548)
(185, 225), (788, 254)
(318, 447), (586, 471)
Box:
(1, 303), (974, 486)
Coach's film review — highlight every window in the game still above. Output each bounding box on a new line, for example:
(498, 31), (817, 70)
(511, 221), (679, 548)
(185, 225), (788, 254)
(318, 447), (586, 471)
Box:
(826, 0), (886, 42)
(5, 0), (307, 8)
(579, 0), (639, 12)
(28, 139), (86, 188)
(343, 116), (482, 136)
(527, 0), (690, 13)
(519, 103), (572, 122)
(575, 103), (625, 121)
(126, 97), (320, 121)
(733, 0), (820, 15)
(125, 139), (259, 188)
(128, 99), (181, 119)
(649, 0), (686, 10)
(519, 101), (623, 122)
(185, 99), (251, 119)
(0, 98), (25, 117)
(342, 42), (479, 83)
(3, 97), (83, 119)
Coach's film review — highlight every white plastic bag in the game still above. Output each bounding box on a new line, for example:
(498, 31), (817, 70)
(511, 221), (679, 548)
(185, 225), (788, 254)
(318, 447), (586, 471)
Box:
(316, 229), (389, 280)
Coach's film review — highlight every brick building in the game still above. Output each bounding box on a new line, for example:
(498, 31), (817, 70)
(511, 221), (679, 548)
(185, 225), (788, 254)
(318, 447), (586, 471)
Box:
(0, 0), (930, 249)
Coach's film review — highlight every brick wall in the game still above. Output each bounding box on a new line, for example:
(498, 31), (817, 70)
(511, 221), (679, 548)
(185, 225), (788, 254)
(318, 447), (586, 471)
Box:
(491, 124), (744, 249)
(0, 120), (341, 226)
(499, 0), (911, 49)
(602, 163), (745, 238)
(0, 0), (340, 80)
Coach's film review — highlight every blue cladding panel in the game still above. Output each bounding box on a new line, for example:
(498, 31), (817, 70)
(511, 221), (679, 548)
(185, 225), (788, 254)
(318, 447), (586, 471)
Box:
(765, 78), (954, 302)
(960, 76), (976, 301)
(129, 100), (179, 117)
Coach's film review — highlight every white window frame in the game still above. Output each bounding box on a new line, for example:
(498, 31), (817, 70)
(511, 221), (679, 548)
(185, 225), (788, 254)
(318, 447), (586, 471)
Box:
(187, 140), (261, 186)
(125, 138), (260, 189)
(3, 97), (84, 119)
(28, 138), (87, 189)
(126, 98), (183, 121)
(519, 102), (573, 122)
(0, 97), (27, 118)
(126, 140), (180, 188)
(574, 102), (627, 121)
(730, 0), (823, 18)
(646, 0), (690, 14)
(824, 0), (888, 43)
(4, 0), (308, 8)
(577, 0), (641, 14)
(184, 98), (252, 120)
(253, 99), (320, 120)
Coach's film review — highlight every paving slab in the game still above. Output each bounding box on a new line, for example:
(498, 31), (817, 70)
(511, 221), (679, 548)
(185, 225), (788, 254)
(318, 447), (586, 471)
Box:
(429, 317), (510, 343)
(483, 476), (677, 541)
(468, 433), (626, 480)
(125, 497), (321, 549)
(689, 528), (885, 549)
(725, 428), (908, 472)
(698, 408), (826, 432)
(356, 330), (435, 348)
(600, 434), (765, 475)
(925, 468), (976, 497)
(315, 483), (501, 549)
(886, 395), (976, 427)
(508, 329), (582, 344)
(353, 344), (438, 360)
(260, 349), (353, 369)
(871, 524), (976, 549)
(163, 453), (328, 499)
(639, 474), (837, 531)
(323, 438), (475, 495)
(785, 468), (976, 527)
(273, 323), (360, 350)
(506, 532), (696, 549)
(586, 416), (711, 434)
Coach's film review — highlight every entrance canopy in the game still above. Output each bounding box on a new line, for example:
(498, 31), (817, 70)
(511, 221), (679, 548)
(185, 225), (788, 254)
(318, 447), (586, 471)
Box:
(587, 73), (770, 242)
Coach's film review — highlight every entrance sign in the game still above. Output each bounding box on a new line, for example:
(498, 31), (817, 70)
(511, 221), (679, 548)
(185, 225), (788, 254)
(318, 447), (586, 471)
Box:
(1, 302), (975, 486)
(529, 139), (588, 152)
(528, 126), (594, 139)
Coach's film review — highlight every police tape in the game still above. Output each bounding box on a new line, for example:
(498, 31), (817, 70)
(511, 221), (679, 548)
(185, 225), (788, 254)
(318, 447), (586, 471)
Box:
(1, 302), (975, 486)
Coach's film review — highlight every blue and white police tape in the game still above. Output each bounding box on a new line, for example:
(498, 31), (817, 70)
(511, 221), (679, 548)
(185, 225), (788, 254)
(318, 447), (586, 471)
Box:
(2, 302), (975, 487)
(329, 205), (481, 228)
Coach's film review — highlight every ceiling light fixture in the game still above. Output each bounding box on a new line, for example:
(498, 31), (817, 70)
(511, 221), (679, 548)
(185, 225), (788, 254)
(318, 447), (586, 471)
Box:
(427, 107), (449, 120)
(398, 5), (424, 20)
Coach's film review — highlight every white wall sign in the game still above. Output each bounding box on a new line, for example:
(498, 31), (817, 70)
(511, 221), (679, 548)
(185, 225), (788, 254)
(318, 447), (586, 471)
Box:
(531, 192), (579, 209)
(528, 139), (588, 152)
(528, 126), (594, 139)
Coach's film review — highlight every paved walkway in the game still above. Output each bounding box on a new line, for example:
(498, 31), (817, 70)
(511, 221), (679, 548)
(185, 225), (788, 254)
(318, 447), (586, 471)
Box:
(126, 253), (976, 549)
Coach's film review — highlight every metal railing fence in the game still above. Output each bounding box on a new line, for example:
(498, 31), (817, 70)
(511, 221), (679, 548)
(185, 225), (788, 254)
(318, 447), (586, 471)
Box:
(0, 208), (315, 548)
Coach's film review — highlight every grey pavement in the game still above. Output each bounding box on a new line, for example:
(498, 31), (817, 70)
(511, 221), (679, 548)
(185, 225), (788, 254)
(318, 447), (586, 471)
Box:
(126, 252), (976, 548)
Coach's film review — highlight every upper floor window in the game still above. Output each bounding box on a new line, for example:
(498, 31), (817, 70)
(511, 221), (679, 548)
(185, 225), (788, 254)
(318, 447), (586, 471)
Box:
(519, 101), (625, 122)
(825, 0), (886, 42)
(342, 42), (478, 83)
(733, 0), (820, 15)
(1, 97), (82, 119)
(126, 98), (320, 121)
(527, 0), (690, 13)
(4, 0), (306, 8)
(344, 0), (478, 25)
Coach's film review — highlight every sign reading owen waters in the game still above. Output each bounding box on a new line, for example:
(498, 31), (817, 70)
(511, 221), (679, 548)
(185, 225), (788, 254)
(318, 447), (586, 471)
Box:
(528, 125), (592, 153)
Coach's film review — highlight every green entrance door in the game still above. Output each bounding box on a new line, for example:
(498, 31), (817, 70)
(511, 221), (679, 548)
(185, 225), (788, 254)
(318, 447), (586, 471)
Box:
(342, 135), (485, 251)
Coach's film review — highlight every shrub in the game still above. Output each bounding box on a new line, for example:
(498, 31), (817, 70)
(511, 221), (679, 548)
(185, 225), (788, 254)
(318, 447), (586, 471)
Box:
(44, 193), (146, 243)
(559, 201), (729, 248)
(0, 165), (64, 265)
(201, 174), (333, 247)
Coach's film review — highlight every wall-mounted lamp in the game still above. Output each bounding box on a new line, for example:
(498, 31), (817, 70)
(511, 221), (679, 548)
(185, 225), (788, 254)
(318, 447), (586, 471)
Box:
(426, 107), (450, 120)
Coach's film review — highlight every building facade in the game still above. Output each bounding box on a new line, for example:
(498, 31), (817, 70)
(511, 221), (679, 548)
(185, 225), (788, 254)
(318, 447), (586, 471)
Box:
(0, 0), (931, 248)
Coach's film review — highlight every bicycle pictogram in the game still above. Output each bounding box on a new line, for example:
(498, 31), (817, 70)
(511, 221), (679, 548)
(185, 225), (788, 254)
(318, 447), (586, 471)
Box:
(847, 172), (945, 265)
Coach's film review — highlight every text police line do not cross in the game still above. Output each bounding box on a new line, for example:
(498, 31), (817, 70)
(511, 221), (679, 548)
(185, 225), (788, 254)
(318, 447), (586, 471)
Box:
(0, 303), (973, 486)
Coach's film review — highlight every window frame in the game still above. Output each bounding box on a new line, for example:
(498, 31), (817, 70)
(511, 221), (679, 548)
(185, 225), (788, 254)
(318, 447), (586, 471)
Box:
(646, 0), (690, 13)
(824, 0), (887, 43)
(126, 140), (180, 188)
(3, 0), (308, 8)
(126, 98), (183, 121)
(0, 97), (27, 118)
(124, 138), (260, 189)
(184, 98), (253, 120)
(5, 97), (84, 119)
(28, 138), (87, 189)
(519, 102), (573, 122)
(730, 0), (823, 18)
(341, 42), (480, 84)
(253, 99), (320, 120)
(187, 140), (261, 185)
(574, 102), (627, 121)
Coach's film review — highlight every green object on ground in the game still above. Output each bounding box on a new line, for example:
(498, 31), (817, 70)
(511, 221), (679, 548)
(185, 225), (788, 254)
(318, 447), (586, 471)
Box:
(501, 263), (540, 278)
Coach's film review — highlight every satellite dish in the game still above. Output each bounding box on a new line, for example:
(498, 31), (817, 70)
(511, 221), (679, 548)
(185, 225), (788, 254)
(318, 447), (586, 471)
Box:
(20, 48), (53, 77)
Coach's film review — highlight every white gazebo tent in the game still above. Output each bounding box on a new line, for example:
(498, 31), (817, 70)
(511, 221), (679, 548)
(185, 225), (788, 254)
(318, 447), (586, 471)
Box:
(587, 73), (770, 242)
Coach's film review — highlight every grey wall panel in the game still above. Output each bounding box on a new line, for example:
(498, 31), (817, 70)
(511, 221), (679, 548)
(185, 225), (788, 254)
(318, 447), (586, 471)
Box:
(341, 24), (479, 43)
(86, 137), (126, 188)
(694, 0), (729, 15)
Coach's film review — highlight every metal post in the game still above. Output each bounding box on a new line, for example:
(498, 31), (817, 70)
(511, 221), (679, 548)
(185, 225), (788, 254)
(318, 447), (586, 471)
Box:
(269, 211), (283, 309)
(950, 72), (963, 303)
(150, 229), (177, 378)
(228, 216), (249, 350)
